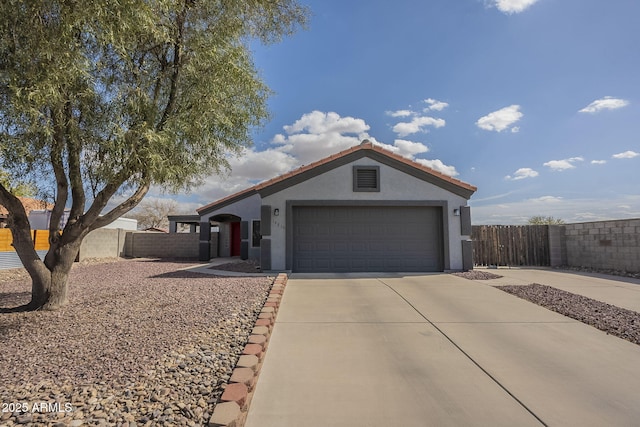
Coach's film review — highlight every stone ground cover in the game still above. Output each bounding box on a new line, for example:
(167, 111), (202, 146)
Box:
(453, 269), (640, 347)
(497, 283), (640, 346)
(0, 259), (272, 426)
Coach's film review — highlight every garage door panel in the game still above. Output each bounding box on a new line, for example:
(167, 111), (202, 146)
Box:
(292, 206), (443, 273)
(369, 241), (387, 251)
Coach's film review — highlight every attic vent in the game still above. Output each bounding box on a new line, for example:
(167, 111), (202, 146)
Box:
(353, 166), (380, 192)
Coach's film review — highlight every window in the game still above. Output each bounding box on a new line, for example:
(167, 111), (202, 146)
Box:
(353, 166), (380, 192)
(252, 220), (261, 247)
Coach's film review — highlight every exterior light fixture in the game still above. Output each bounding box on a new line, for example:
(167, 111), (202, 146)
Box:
(453, 208), (460, 216)
(274, 208), (280, 216)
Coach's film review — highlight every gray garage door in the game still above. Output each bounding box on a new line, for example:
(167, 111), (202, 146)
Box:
(292, 206), (443, 272)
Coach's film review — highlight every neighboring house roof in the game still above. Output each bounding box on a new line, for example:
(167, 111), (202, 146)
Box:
(198, 141), (477, 216)
(144, 227), (169, 233)
(0, 197), (54, 217)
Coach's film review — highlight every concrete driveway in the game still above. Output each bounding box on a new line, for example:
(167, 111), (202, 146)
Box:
(245, 273), (640, 427)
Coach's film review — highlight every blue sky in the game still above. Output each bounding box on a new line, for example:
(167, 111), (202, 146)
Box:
(161, 0), (640, 224)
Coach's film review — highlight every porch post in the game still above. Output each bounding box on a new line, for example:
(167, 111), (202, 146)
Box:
(199, 221), (211, 261)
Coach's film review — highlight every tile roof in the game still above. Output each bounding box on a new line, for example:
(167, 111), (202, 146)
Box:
(198, 141), (477, 214)
(0, 197), (54, 217)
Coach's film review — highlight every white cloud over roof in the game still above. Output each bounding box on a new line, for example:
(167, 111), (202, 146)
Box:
(490, 0), (540, 14)
(476, 105), (523, 132)
(579, 96), (629, 114)
(194, 111), (460, 203)
(415, 159), (459, 177)
(505, 167), (538, 180)
(612, 150), (639, 159)
(392, 139), (429, 156)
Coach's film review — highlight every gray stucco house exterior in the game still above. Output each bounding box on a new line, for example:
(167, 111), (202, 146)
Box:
(172, 141), (477, 273)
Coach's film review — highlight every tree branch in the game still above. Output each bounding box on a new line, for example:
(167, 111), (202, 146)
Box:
(48, 107), (69, 238)
(90, 178), (151, 231)
(66, 103), (86, 222)
(157, 5), (186, 131)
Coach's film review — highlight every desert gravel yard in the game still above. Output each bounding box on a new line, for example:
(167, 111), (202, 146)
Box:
(0, 259), (273, 426)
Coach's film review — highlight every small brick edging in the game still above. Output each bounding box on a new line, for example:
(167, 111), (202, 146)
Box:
(208, 273), (288, 427)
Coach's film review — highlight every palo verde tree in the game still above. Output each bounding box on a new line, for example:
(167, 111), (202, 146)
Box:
(0, 0), (307, 311)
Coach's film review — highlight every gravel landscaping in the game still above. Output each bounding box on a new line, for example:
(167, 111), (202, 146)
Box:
(451, 270), (503, 280)
(497, 283), (640, 346)
(0, 259), (273, 426)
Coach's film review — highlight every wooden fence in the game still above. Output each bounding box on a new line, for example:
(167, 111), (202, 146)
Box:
(0, 229), (51, 269)
(472, 225), (550, 267)
(0, 229), (50, 251)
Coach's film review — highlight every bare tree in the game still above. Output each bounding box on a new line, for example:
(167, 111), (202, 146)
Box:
(527, 216), (565, 225)
(129, 199), (181, 230)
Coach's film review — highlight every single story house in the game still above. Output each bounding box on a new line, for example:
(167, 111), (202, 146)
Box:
(171, 140), (477, 273)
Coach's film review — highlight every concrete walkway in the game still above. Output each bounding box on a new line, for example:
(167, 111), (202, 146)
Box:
(245, 273), (640, 427)
(177, 257), (268, 277)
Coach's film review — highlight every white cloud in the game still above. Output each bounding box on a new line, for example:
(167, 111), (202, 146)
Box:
(416, 158), (459, 177)
(195, 148), (300, 202)
(591, 160), (607, 165)
(612, 150), (639, 159)
(476, 105), (523, 132)
(192, 111), (460, 203)
(543, 157), (584, 171)
(529, 196), (564, 203)
(579, 96), (629, 114)
(471, 194), (640, 225)
(226, 148), (298, 182)
(283, 110), (369, 135)
(392, 116), (446, 137)
(423, 98), (449, 111)
(386, 109), (413, 118)
(490, 0), (540, 14)
(270, 110), (377, 165)
(543, 160), (574, 171)
(392, 139), (429, 156)
(505, 167), (538, 181)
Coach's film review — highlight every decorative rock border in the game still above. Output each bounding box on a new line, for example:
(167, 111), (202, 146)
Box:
(208, 273), (288, 427)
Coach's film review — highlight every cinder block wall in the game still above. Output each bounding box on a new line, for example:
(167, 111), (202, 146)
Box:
(79, 228), (127, 261)
(79, 230), (212, 261)
(124, 232), (200, 258)
(563, 219), (640, 272)
(548, 225), (567, 267)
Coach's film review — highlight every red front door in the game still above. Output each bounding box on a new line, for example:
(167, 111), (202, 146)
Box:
(230, 222), (241, 257)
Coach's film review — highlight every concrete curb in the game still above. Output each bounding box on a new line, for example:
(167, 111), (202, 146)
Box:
(208, 273), (288, 427)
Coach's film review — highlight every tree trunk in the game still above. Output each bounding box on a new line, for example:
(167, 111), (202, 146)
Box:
(8, 224), (81, 312)
(40, 243), (80, 311)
